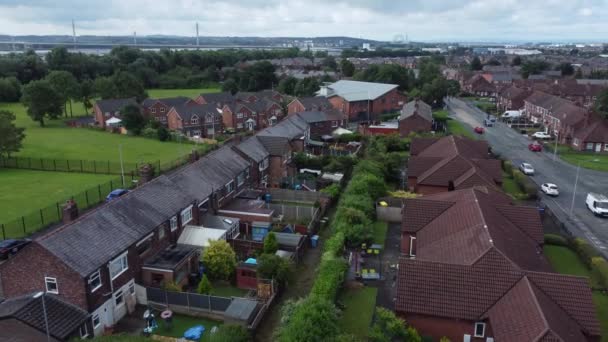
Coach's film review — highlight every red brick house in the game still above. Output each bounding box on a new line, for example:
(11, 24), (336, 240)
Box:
(496, 85), (531, 112)
(93, 98), (139, 129)
(293, 109), (346, 139)
(572, 116), (608, 152)
(463, 75), (497, 99)
(233, 136), (271, 187)
(396, 187), (600, 342)
(141, 97), (191, 125)
(317, 80), (406, 122)
(167, 103), (223, 138)
(222, 98), (283, 132)
(524, 91), (589, 140)
(287, 96), (333, 114)
(398, 100), (433, 137)
(407, 136), (501, 194)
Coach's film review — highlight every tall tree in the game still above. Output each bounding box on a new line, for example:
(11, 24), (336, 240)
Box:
(294, 77), (320, 97)
(278, 76), (298, 95)
(196, 274), (213, 294)
(263, 232), (279, 254)
(201, 240), (237, 280)
(113, 71), (148, 101)
(0, 77), (21, 102)
(222, 78), (239, 94)
(0, 110), (25, 158)
(340, 59), (355, 77)
(94, 76), (118, 99)
(21, 80), (63, 127)
(121, 104), (147, 135)
(79, 78), (94, 114)
(45, 70), (79, 117)
(470, 57), (483, 71)
(557, 62), (574, 76)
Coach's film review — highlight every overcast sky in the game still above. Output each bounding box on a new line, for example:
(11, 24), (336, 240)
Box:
(1, 0), (606, 42)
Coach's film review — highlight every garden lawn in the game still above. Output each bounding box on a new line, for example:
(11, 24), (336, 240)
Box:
(544, 245), (608, 340)
(0, 169), (115, 224)
(0, 101), (199, 163)
(372, 221), (388, 246)
(210, 282), (249, 298)
(447, 119), (475, 139)
(155, 313), (222, 341)
(147, 87), (221, 99)
(337, 287), (378, 340)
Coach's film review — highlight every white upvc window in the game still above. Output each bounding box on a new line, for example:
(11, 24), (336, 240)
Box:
(160, 107), (165, 113)
(474, 322), (486, 338)
(259, 157), (269, 171)
(237, 172), (245, 186)
(170, 216), (178, 232)
(236, 112), (244, 119)
(225, 180), (235, 194)
(409, 236), (416, 257)
(79, 324), (89, 338)
(191, 115), (199, 125)
(151, 108), (156, 113)
(45, 277), (58, 294)
(89, 270), (102, 292)
(92, 314), (101, 329)
(109, 252), (129, 280)
(158, 226), (166, 240)
(181, 206), (193, 226)
(114, 289), (124, 307)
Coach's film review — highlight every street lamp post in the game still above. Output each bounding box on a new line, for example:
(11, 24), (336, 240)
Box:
(570, 162), (581, 216)
(553, 131), (559, 161)
(119, 144), (125, 188)
(33, 292), (50, 342)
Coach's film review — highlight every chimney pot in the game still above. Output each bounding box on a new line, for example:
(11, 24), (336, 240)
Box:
(138, 163), (155, 185)
(62, 199), (79, 224)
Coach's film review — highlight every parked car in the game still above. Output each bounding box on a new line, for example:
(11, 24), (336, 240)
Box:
(106, 189), (129, 202)
(586, 193), (608, 217)
(0, 239), (31, 260)
(528, 142), (543, 152)
(483, 119), (493, 127)
(502, 110), (522, 119)
(532, 131), (552, 140)
(519, 162), (535, 175)
(474, 127), (484, 134)
(541, 183), (559, 196)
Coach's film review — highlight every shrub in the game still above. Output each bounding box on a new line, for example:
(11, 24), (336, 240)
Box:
(201, 240), (237, 280)
(197, 274), (212, 294)
(162, 281), (182, 292)
(277, 297), (341, 342)
(502, 160), (513, 176)
(324, 232), (345, 257)
(310, 258), (348, 300)
(591, 257), (608, 289)
(571, 238), (601, 268)
(369, 307), (422, 342)
(257, 253), (293, 286)
(263, 232), (279, 254)
(208, 324), (250, 342)
(544, 234), (569, 246)
(340, 194), (375, 218)
(141, 127), (158, 139)
(320, 183), (341, 200)
(348, 173), (387, 200)
(512, 170), (537, 200)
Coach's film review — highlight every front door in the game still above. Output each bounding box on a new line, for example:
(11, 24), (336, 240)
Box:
(247, 121), (254, 131)
(596, 143), (602, 152)
(103, 301), (114, 328)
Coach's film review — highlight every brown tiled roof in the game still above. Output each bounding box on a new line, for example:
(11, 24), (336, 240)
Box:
(495, 205), (544, 244)
(410, 138), (439, 156)
(525, 91), (588, 127)
(396, 255), (600, 339)
(403, 187), (549, 271)
(407, 157), (444, 177)
(574, 117), (608, 143)
(415, 136), (490, 159)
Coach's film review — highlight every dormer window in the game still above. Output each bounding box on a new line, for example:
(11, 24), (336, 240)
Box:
(206, 115), (213, 123)
(191, 115), (199, 125)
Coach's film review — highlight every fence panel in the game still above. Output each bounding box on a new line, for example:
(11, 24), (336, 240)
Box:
(210, 296), (232, 312)
(0, 156), (138, 175)
(146, 288), (233, 313)
(188, 293), (211, 310)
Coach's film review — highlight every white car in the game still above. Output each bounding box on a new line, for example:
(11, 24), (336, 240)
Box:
(532, 131), (552, 140)
(519, 162), (535, 175)
(541, 183), (559, 196)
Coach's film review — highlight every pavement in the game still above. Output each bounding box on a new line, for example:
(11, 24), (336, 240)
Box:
(446, 97), (608, 256)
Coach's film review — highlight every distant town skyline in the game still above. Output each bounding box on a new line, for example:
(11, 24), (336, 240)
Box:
(0, 0), (607, 42)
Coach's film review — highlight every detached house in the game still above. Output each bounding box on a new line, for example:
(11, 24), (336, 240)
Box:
(396, 187), (600, 342)
(398, 100), (433, 137)
(317, 80), (406, 122)
(287, 96), (333, 114)
(167, 103), (223, 138)
(141, 97), (191, 125)
(93, 98), (139, 129)
(407, 136), (501, 194)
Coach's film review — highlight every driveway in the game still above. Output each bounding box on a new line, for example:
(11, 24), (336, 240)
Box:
(446, 98), (608, 255)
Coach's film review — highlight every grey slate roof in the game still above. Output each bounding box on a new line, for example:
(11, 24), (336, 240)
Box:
(234, 136), (269, 163)
(275, 232), (305, 247)
(296, 96), (332, 110)
(95, 98), (138, 113)
(256, 136), (290, 156)
(318, 80), (399, 102)
(199, 92), (236, 106)
(296, 110), (342, 124)
(0, 293), (90, 340)
(258, 115), (308, 140)
(37, 175), (196, 277)
(142, 97), (190, 108)
(172, 103), (221, 122)
(400, 100), (433, 122)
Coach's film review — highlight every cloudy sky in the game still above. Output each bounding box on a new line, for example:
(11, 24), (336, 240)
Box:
(0, 0), (606, 42)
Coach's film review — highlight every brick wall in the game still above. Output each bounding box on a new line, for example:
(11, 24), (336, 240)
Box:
(398, 115), (432, 137)
(0, 243), (88, 310)
(402, 313), (493, 342)
(267, 156), (286, 187)
(287, 100), (305, 114)
(167, 109), (183, 131)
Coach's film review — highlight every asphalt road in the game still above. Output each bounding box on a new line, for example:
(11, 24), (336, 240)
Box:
(446, 98), (608, 255)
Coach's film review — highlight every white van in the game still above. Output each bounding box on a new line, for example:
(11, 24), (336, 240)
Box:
(502, 110), (522, 119)
(586, 193), (608, 217)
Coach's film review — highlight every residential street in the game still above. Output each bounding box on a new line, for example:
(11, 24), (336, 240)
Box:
(446, 98), (608, 255)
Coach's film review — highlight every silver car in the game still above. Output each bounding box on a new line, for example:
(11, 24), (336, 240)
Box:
(519, 162), (535, 175)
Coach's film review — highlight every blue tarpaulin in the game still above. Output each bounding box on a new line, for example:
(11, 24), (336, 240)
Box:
(184, 325), (205, 340)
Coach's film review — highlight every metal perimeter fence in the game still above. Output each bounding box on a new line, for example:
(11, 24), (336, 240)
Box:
(0, 144), (217, 239)
(0, 156), (139, 175)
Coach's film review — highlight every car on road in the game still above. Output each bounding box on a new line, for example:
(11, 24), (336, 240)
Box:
(0, 239), (31, 260)
(586, 193), (608, 217)
(528, 142), (543, 152)
(106, 189), (129, 202)
(541, 183), (559, 196)
(502, 110), (522, 119)
(483, 119), (493, 127)
(519, 162), (535, 175)
(474, 127), (484, 134)
(532, 131), (552, 140)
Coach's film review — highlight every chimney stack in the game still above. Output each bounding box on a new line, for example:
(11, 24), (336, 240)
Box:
(62, 199), (79, 224)
(138, 163), (155, 185)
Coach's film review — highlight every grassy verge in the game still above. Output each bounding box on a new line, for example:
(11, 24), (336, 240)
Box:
(0, 169), (116, 224)
(502, 172), (526, 200)
(447, 119), (475, 139)
(154, 313), (222, 341)
(372, 221), (388, 246)
(544, 245), (608, 340)
(560, 153), (608, 173)
(337, 287), (378, 340)
(147, 87), (220, 98)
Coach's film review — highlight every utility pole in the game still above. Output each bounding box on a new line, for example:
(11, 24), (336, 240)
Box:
(570, 162), (581, 216)
(119, 144), (125, 188)
(196, 22), (200, 47)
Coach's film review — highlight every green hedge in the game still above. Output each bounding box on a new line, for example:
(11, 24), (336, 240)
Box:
(512, 170), (537, 200)
(592, 257), (608, 289)
(544, 234), (569, 246)
(571, 238), (602, 268)
(502, 160), (513, 177)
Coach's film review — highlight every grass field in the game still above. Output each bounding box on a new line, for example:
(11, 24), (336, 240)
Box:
(0, 97), (207, 164)
(155, 313), (222, 341)
(0, 169), (115, 224)
(447, 119), (475, 139)
(210, 281), (250, 298)
(560, 153), (608, 173)
(337, 287), (378, 340)
(372, 221), (388, 246)
(544, 245), (608, 340)
(147, 87), (220, 99)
